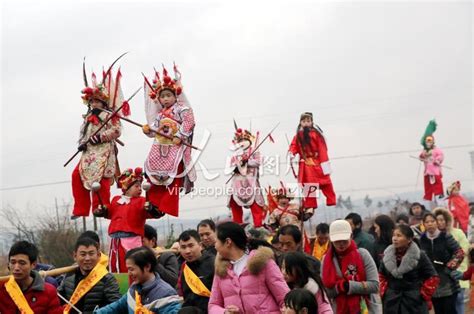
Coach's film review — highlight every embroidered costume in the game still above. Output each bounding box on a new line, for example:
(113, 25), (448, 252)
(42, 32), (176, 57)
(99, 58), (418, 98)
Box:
(143, 65), (196, 217)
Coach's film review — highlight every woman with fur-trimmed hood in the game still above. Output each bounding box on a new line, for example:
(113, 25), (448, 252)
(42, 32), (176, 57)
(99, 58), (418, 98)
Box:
(208, 222), (289, 313)
(379, 224), (439, 314)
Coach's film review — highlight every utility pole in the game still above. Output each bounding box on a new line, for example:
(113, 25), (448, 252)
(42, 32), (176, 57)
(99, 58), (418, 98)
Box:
(55, 198), (60, 230)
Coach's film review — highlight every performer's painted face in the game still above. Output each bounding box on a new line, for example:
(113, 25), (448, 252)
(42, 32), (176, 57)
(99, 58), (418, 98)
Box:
(74, 244), (100, 273)
(236, 139), (252, 151)
(125, 181), (142, 198)
(158, 89), (177, 108)
(278, 197), (290, 208)
(8, 254), (35, 282)
(425, 138), (434, 149)
(300, 117), (313, 128)
(89, 98), (106, 109)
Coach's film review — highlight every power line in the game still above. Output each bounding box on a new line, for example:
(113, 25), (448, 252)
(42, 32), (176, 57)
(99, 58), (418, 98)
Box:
(2, 143), (472, 191)
(0, 180), (71, 191)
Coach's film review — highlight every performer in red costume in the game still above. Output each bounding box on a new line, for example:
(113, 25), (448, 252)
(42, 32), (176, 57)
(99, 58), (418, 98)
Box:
(446, 181), (470, 233)
(267, 183), (312, 253)
(227, 128), (265, 227)
(95, 167), (164, 273)
(289, 112), (336, 212)
(71, 61), (127, 218)
(142, 65), (196, 217)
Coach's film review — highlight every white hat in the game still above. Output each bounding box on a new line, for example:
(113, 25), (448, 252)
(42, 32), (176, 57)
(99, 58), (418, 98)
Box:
(329, 220), (352, 242)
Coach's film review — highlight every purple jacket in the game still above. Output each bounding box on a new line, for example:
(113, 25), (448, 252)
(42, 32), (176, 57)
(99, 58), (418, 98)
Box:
(208, 247), (290, 314)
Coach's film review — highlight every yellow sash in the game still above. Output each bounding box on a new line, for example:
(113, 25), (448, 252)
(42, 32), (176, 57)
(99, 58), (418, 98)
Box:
(63, 262), (108, 314)
(5, 275), (34, 314)
(183, 263), (211, 297)
(99, 252), (109, 267)
(134, 291), (153, 314)
(312, 241), (329, 261)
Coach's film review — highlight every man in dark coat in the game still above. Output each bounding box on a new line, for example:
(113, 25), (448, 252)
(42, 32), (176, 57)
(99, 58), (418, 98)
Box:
(178, 230), (214, 313)
(143, 224), (180, 287)
(345, 212), (375, 254)
(197, 219), (217, 256)
(58, 237), (121, 313)
(278, 224), (321, 275)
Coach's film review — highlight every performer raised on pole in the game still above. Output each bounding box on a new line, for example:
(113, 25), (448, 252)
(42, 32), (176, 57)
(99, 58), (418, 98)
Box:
(289, 112), (336, 213)
(71, 58), (129, 218)
(419, 119), (444, 203)
(142, 64), (196, 217)
(267, 183), (312, 253)
(227, 127), (265, 227)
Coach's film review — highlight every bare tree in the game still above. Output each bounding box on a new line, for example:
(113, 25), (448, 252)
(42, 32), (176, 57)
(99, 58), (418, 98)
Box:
(1, 202), (80, 267)
(364, 195), (373, 209)
(336, 195), (344, 209)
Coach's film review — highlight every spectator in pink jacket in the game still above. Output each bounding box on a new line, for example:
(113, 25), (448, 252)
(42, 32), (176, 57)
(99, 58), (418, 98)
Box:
(281, 251), (333, 313)
(208, 221), (290, 313)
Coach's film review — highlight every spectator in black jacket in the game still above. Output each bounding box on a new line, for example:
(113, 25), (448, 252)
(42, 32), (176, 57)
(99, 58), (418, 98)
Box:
(278, 224), (320, 275)
(143, 224), (180, 288)
(419, 212), (465, 314)
(379, 224), (440, 314)
(58, 237), (121, 313)
(177, 230), (214, 313)
(345, 212), (375, 255)
(197, 219), (217, 256)
(372, 214), (395, 269)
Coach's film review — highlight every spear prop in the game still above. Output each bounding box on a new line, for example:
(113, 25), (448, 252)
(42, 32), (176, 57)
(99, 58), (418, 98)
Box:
(58, 292), (83, 313)
(63, 86), (142, 167)
(226, 122), (280, 184)
(285, 133), (297, 179)
(409, 155), (452, 169)
(98, 108), (202, 151)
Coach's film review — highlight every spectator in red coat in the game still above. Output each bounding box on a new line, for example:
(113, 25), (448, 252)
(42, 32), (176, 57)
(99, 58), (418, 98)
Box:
(0, 241), (63, 314)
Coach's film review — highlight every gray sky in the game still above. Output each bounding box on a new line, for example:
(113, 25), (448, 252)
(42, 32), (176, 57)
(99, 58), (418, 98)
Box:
(1, 1), (472, 225)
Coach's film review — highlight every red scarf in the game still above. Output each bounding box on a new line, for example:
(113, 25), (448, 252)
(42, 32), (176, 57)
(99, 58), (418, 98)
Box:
(322, 240), (366, 314)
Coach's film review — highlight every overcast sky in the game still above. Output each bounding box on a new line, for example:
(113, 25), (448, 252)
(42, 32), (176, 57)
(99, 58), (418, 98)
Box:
(1, 1), (472, 227)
